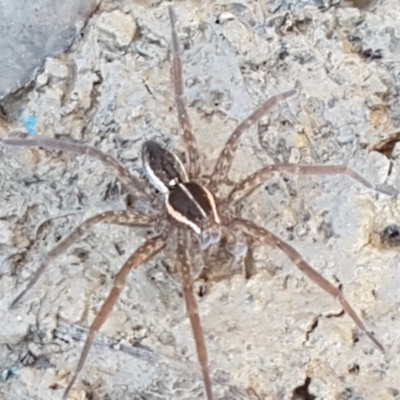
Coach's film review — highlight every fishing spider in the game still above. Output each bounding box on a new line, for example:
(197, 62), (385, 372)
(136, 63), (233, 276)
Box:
(3, 6), (393, 400)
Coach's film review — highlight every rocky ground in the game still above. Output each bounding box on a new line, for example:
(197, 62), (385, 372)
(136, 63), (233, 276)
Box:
(1, 1), (400, 399)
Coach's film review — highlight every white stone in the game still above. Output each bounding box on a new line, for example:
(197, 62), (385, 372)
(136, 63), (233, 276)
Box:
(0, 220), (12, 245)
(97, 10), (136, 49)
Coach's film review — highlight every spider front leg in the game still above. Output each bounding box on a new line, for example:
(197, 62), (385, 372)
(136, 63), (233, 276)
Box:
(2, 137), (151, 201)
(62, 235), (166, 399)
(10, 210), (156, 308)
(227, 164), (397, 205)
(177, 230), (213, 400)
(232, 218), (384, 352)
(168, 6), (200, 179)
(210, 88), (296, 191)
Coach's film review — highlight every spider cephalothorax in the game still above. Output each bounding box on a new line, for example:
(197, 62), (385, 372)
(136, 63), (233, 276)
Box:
(2, 6), (395, 400)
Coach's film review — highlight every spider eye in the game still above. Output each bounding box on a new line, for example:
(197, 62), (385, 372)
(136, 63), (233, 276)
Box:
(199, 226), (222, 250)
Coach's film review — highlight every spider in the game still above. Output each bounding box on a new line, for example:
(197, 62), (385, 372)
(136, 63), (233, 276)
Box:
(2, 6), (394, 400)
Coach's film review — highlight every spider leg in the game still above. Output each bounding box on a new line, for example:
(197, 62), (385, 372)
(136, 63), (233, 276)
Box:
(188, 230), (206, 280)
(168, 6), (200, 179)
(210, 88), (296, 191)
(231, 217), (385, 352)
(227, 164), (397, 205)
(177, 230), (213, 400)
(243, 235), (255, 279)
(62, 235), (165, 399)
(2, 137), (151, 201)
(225, 229), (254, 279)
(9, 210), (156, 309)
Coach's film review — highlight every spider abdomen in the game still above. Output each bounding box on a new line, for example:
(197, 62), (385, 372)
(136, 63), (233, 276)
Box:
(142, 140), (188, 193)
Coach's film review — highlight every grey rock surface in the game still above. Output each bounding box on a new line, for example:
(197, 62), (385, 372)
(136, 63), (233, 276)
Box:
(0, 0), (98, 100)
(1, 1), (400, 399)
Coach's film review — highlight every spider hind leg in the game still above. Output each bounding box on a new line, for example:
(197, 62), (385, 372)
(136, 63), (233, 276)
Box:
(168, 6), (200, 179)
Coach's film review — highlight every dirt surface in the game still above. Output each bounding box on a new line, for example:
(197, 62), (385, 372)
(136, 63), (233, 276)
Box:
(1, 1), (400, 399)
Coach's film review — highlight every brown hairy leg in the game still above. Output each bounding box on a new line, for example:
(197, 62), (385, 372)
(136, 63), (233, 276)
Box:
(232, 217), (384, 352)
(62, 235), (166, 399)
(168, 6), (200, 179)
(227, 163), (397, 205)
(177, 230), (213, 400)
(10, 210), (156, 308)
(2, 137), (151, 201)
(210, 88), (296, 191)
